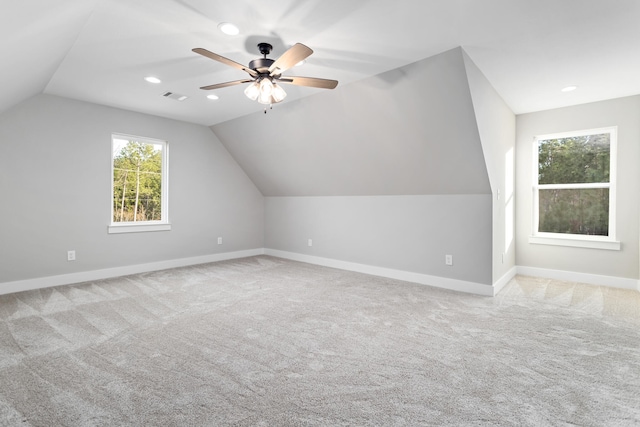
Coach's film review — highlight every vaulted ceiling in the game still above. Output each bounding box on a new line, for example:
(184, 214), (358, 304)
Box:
(2, 0), (640, 126)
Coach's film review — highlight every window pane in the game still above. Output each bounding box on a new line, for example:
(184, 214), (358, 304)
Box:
(113, 139), (163, 222)
(538, 188), (609, 235)
(538, 133), (610, 185)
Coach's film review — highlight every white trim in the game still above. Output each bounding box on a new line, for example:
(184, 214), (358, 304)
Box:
(537, 182), (610, 190)
(108, 223), (172, 234)
(493, 266), (518, 295)
(264, 249), (494, 296)
(517, 265), (639, 291)
(528, 235), (621, 250)
(0, 249), (265, 296)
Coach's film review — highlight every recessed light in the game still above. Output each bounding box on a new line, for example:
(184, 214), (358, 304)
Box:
(144, 76), (162, 84)
(207, 94), (219, 100)
(561, 85), (577, 92)
(218, 22), (239, 36)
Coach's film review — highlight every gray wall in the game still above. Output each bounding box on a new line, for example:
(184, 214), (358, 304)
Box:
(463, 52), (517, 283)
(213, 48), (494, 287)
(265, 195), (493, 285)
(515, 95), (640, 279)
(0, 94), (264, 284)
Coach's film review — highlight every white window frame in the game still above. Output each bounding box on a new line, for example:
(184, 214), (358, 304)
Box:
(529, 126), (619, 250)
(108, 133), (170, 234)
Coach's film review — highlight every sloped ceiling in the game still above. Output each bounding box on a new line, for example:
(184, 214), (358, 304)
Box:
(212, 48), (491, 197)
(0, 0), (99, 116)
(2, 1), (640, 126)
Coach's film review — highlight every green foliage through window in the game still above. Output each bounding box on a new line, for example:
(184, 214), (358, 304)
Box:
(539, 188), (609, 235)
(538, 133), (610, 185)
(112, 139), (163, 222)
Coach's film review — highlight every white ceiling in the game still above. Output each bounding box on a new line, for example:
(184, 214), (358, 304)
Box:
(2, 0), (640, 126)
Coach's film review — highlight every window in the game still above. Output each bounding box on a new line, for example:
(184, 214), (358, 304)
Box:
(530, 127), (619, 250)
(109, 134), (170, 234)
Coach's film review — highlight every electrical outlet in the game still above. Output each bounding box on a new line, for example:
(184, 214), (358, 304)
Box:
(308, 239), (313, 247)
(217, 237), (222, 245)
(445, 254), (453, 266)
(67, 250), (76, 261)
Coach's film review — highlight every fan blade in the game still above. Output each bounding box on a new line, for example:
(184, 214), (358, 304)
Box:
(200, 79), (253, 90)
(193, 48), (258, 78)
(276, 76), (338, 89)
(268, 43), (313, 76)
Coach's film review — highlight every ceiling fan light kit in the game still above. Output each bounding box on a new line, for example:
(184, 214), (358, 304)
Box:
(193, 42), (338, 111)
(270, 83), (287, 103)
(244, 81), (260, 100)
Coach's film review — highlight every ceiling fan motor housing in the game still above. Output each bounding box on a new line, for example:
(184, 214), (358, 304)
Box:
(248, 58), (275, 75)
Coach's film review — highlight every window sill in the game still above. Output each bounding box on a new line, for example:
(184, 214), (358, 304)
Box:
(529, 235), (620, 251)
(108, 223), (171, 234)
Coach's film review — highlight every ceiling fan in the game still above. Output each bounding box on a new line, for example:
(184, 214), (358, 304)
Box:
(192, 42), (338, 106)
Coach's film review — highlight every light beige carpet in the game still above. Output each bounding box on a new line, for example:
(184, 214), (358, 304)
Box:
(0, 256), (639, 426)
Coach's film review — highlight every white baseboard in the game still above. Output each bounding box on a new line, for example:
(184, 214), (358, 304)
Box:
(3, 249), (636, 297)
(0, 249), (265, 296)
(265, 249), (495, 296)
(516, 266), (640, 291)
(493, 266), (518, 295)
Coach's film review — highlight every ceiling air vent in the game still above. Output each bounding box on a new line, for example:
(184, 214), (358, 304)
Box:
(162, 91), (188, 101)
